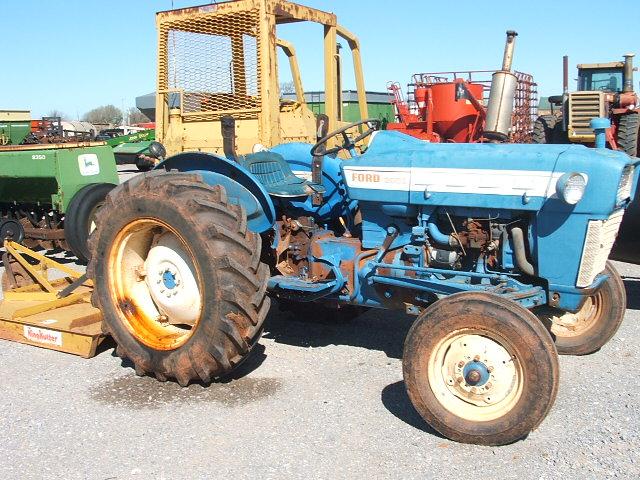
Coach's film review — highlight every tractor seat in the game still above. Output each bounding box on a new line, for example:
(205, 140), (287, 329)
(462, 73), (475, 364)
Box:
(239, 151), (325, 198)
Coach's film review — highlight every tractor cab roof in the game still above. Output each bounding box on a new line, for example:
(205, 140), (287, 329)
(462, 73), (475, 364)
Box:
(577, 61), (625, 71)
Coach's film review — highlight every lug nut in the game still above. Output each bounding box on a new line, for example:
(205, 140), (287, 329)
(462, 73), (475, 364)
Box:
(458, 361), (465, 368)
(456, 376), (464, 384)
(485, 382), (492, 389)
(474, 355), (481, 361)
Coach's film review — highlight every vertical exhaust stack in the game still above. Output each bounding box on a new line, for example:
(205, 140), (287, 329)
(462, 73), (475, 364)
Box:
(623, 53), (635, 93)
(563, 55), (569, 94)
(483, 30), (518, 141)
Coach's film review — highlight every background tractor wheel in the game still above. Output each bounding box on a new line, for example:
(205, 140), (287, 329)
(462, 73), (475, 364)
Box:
(64, 183), (115, 263)
(87, 171), (270, 386)
(532, 115), (559, 144)
(403, 292), (559, 446)
(617, 113), (639, 157)
(536, 261), (625, 355)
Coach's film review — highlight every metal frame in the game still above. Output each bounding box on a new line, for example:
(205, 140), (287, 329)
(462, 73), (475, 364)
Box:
(155, 0), (369, 156)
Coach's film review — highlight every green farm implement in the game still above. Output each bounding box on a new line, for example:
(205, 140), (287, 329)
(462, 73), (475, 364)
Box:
(0, 142), (118, 263)
(105, 129), (160, 171)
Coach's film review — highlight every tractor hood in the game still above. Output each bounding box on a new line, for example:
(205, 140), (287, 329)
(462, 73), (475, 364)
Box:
(343, 131), (639, 216)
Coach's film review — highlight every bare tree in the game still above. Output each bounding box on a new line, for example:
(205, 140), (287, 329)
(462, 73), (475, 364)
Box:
(280, 81), (296, 95)
(127, 107), (151, 125)
(46, 109), (67, 120)
(82, 105), (123, 126)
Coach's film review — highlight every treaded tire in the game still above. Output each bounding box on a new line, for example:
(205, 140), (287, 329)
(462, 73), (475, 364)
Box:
(617, 113), (639, 157)
(64, 183), (115, 263)
(86, 171), (270, 386)
(403, 292), (559, 446)
(542, 261), (626, 356)
(531, 115), (559, 144)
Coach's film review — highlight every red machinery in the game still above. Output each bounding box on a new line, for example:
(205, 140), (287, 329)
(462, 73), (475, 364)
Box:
(387, 31), (538, 144)
(387, 71), (538, 143)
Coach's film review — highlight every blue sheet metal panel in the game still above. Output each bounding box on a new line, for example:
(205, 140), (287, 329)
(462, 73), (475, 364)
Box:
(359, 203), (413, 250)
(364, 130), (566, 170)
(408, 191), (545, 210)
(157, 152), (276, 233)
(533, 212), (592, 287)
(549, 147), (634, 214)
(346, 131), (635, 216)
(270, 142), (357, 223)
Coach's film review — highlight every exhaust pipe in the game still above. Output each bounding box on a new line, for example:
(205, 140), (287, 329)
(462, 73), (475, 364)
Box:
(483, 30), (518, 141)
(623, 53), (635, 93)
(563, 55), (569, 94)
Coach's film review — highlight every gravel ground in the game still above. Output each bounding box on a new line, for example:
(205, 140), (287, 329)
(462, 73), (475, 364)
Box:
(0, 165), (638, 479)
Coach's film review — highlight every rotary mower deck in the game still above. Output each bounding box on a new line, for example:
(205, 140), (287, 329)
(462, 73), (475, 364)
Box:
(0, 241), (103, 358)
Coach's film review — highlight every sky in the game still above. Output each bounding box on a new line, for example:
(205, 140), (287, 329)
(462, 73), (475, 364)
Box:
(1, 0), (638, 120)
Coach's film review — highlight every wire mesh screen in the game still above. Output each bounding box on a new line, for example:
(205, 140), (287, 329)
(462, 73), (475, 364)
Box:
(158, 9), (261, 120)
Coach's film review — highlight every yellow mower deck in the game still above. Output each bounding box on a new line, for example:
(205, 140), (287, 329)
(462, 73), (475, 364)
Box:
(0, 241), (105, 358)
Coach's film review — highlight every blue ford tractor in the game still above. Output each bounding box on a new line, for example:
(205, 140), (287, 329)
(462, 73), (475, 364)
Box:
(87, 1), (639, 445)
(87, 116), (638, 445)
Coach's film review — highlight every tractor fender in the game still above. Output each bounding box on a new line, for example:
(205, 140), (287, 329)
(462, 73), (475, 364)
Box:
(156, 152), (276, 233)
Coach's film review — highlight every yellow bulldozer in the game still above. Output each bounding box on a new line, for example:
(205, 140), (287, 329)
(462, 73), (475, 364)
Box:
(155, 0), (370, 156)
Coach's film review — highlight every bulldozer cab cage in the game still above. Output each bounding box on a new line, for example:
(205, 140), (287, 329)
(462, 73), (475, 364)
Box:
(155, 0), (368, 156)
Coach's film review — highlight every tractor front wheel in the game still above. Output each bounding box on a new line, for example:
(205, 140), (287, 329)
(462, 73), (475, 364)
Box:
(403, 292), (559, 446)
(87, 171), (270, 385)
(536, 261), (625, 355)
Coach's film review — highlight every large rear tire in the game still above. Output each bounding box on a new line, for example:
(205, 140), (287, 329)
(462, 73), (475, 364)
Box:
(617, 113), (639, 157)
(403, 292), (559, 446)
(536, 261), (625, 355)
(64, 183), (115, 263)
(87, 171), (270, 386)
(532, 115), (559, 144)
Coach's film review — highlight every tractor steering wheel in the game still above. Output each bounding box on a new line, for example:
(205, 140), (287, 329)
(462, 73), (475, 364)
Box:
(310, 118), (381, 158)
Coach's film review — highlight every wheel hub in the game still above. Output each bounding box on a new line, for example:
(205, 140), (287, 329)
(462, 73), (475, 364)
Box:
(162, 269), (178, 290)
(439, 333), (518, 408)
(462, 360), (490, 386)
(144, 232), (201, 326)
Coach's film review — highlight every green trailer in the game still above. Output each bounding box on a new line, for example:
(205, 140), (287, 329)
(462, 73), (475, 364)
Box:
(0, 142), (118, 262)
(0, 110), (32, 146)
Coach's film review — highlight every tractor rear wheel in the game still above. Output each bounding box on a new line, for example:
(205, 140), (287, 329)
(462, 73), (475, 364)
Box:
(403, 292), (559, 446)
(64, 183), (115, 263)
(87, 171), (270, 385)
(536, 261), (625, 355)
(617, 113), (639, 157)
(532, 115), (559, 144)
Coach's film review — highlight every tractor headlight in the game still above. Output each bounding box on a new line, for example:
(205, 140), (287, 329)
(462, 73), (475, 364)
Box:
(556, 172), (587, 205)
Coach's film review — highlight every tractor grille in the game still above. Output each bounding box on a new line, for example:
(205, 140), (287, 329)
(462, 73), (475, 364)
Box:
(568, 91), (605, 140)
(617, 165), (634, 205)
(158, 6), (262, 120)
(577, 210), (624, 287)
